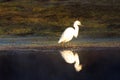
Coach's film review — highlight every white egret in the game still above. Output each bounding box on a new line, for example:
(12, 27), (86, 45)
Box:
(60, 50), (82, 72)
(58, 20), (82, 44)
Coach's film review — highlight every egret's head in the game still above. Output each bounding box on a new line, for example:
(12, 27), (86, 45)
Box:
(74, 20), (82, 26)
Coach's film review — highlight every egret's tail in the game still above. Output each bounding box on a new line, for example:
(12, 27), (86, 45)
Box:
(58, 39), (61, 43)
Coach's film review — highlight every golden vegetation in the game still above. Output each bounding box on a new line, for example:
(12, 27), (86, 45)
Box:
(0, 1), (120, 37)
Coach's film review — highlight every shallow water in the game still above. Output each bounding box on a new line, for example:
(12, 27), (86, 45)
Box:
(0, 36), (120, 47)
(0, 48), (120, 80)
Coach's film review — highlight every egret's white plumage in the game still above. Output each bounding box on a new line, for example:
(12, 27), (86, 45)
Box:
(60, 50), (76, 64)
(58, 20), (82, 43)
(74, 53), (82, 72)
(60, 50), (82, 72)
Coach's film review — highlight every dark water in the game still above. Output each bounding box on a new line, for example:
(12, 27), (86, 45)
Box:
(0, 47), (120, 80)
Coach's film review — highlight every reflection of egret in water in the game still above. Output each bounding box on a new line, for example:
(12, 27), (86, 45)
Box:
(60, 50), (82, 72)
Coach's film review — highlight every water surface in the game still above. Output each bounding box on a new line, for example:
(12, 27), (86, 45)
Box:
(0, 36), (120, 47)
(0, 47), (120, 80)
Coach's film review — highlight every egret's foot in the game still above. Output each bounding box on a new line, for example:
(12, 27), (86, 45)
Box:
(66, 42), (73, 47)
(59, 43), (66, 48)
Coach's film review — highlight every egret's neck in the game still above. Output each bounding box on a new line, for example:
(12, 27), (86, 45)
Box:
(74, 53), (82, 72)
(73, 24), (79, 38)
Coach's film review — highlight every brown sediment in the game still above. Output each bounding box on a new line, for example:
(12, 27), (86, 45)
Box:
(0, 45), (119, 51)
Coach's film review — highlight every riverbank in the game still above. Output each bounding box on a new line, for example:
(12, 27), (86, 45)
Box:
(0, 45), (119, 51)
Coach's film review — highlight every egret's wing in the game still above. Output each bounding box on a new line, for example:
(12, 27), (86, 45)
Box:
(58, 27), (74, 43)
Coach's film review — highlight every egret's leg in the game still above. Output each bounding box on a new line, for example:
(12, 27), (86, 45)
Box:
(66, 42), (69, 47)
(68, 42), (74, 47)
(60, 42), (65, 47)
(61, 42), (64, 47)
(66, 42), (71, 47)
